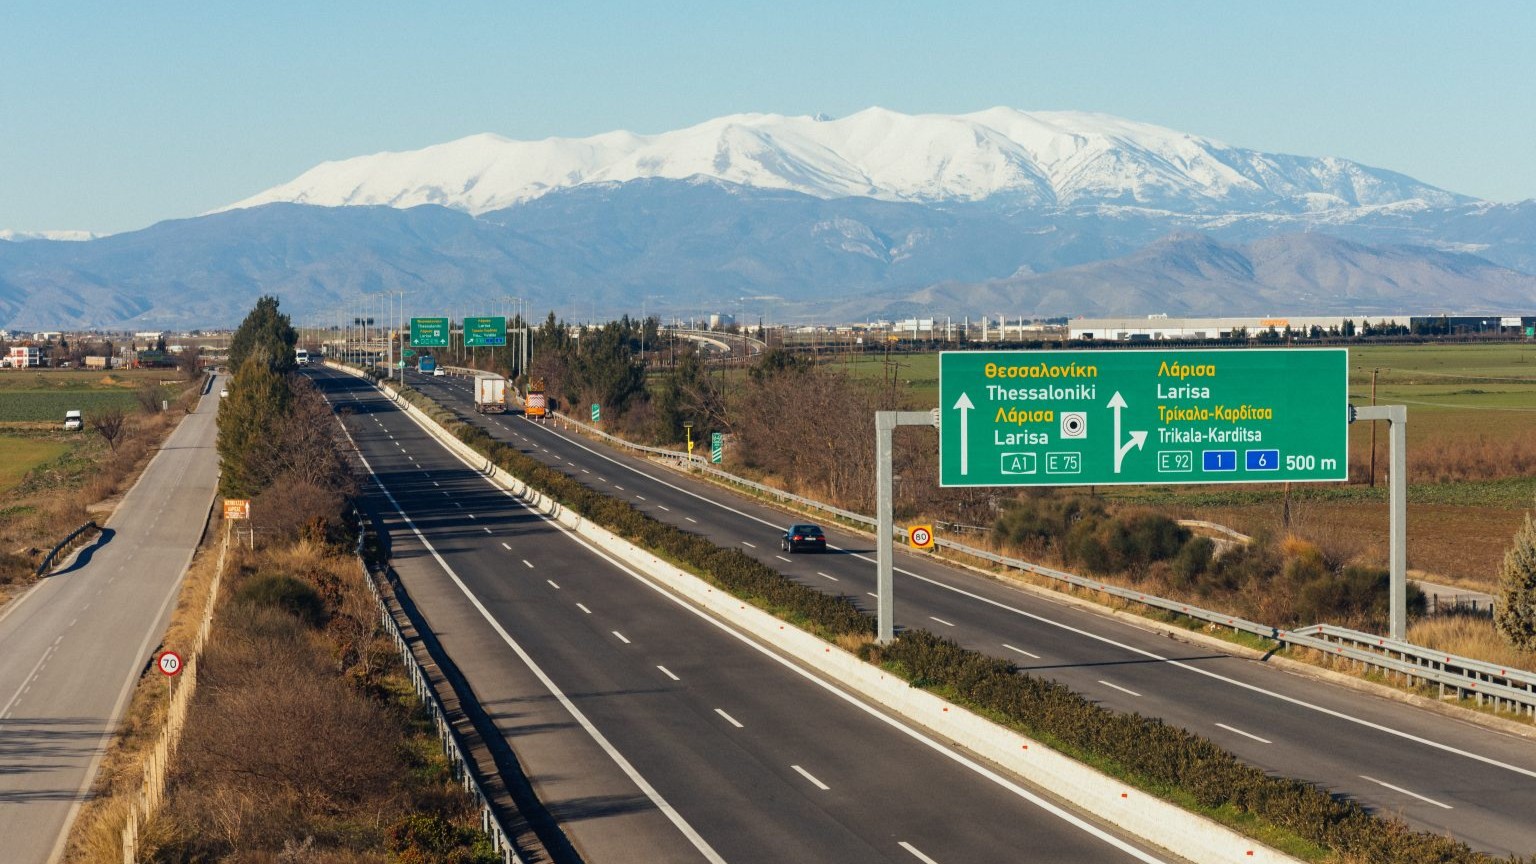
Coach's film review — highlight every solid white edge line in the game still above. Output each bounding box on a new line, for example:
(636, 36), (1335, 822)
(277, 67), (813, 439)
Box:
(512, 405), (1536, 783)
(1215, 723), (1273, 745)
(389, 378), (1169, 862)
(339, 404), (728, 864)
(1359, 775), (1454, 810)
(899, 841), (941, 864)
(714, 708), (744, 728)
(790, 764), (830, 791)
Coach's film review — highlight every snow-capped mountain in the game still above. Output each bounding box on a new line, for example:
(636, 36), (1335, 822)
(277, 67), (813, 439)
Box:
(0, 229), (98, 242)
(222, 107), (1469, 217)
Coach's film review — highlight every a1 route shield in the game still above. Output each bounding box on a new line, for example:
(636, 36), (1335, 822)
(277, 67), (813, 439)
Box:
(940, 348), (1348, 487)
(410, 317), (450, 348)
(464, 316), (507, 347)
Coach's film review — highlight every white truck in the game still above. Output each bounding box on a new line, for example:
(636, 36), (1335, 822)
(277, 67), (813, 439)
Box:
(475, 376), (508, 414)
(63, 409), (83, 431)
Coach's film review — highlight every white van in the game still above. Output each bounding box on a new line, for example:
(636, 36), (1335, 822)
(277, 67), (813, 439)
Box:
(63, 410), (83, 431)
(295, 349), (311, 366)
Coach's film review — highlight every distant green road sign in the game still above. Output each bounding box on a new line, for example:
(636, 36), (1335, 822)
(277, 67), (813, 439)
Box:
(710, 432), (723, 464)
(464, 316), (507, 347)
(939, 349), (1348, 487)
(402, 349), (416, 358)
(410, 317), (449, 348)
(591, 403), (600, 423)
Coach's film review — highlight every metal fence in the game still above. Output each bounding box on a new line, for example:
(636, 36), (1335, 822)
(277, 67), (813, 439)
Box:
(35, 520), (100, 577)
(539, 408), (1535, 718)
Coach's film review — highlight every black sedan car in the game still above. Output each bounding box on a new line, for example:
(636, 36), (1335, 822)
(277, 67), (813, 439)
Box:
(781, 523), (827, 553)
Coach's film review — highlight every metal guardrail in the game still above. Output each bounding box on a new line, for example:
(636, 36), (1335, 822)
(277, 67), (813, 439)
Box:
(35, 520), (100, 576)
(358, 550), (524, 864)
(539, 408), (1536, 719)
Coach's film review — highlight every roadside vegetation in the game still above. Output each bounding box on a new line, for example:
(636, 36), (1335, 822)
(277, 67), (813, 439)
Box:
(0, 366), (204, 606)
(67, 296), (495, 863)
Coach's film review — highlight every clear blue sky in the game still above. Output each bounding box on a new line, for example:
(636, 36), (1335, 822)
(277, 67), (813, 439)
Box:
(5, 1), (1534, 235)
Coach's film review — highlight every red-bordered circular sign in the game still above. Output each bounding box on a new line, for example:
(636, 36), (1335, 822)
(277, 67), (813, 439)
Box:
(157, 650), (183, 677)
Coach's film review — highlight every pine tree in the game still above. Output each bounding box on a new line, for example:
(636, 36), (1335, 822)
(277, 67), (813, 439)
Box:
(1494, 508), (1536, 652)
(228, 295), (296, 373)
(216, 354), (293, 498)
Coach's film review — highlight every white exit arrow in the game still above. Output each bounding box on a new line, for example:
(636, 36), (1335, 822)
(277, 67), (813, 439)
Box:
(953, 392), (974, 474)
(1108, 391), (1147, 473)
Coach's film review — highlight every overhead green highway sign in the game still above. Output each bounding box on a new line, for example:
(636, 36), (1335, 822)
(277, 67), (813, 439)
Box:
(939, 348), (1348, 487)
(410, 317), (449, 348)
(463, 316), (507, 347)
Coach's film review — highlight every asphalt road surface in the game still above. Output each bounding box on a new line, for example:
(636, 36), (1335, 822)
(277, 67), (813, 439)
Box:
(0, 376), (221, 864)
(318, 368), (1181, 864)
(404, 368), (1536, 858)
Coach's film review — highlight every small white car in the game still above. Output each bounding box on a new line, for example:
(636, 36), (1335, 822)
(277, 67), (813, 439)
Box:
(63, 410), (83, 431)
(220, 387), (229, 398)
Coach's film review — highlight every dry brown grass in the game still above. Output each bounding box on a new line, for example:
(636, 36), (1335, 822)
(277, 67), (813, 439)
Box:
(1407, 614), (1536, 672)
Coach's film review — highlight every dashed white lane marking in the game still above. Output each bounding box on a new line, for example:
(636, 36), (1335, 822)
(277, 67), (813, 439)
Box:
(791, 765), (830, 791)
(900, 841), (941, 864)
(685, 517), (697, 523)
(1002, 643), (1040, 659)
(576, 603), (592, 614)
(657, 666), (680, 681)
(776, 555), (792, 563)
(816, 571), (839, 581)
(433, 481), (440, 487)
(443, 491), (451, 497)
(929, 616), (955, 627)
(612, 631), (631, 645)
(740, 541), (756, 548)
(658, 505), (670, 511)
(502, 542), (511, 550)
(484, 527), (493, 534)
(867, 592), (878, 599)
(1098, 680), (1142, 698)
(523, 560), (534, 569)
(715, 708), (744, 728)
(468, 513), (476, 519)
(636, 495), (646, 501)
(582, 469), (590, 474)
(1360, 775), (1453, 809)
(547, 580), (560, 590)
(1215, 723), (1272, 744)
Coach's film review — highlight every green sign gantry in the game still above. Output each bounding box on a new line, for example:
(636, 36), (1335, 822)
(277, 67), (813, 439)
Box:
(939, 349), (1348, 487)
(464, 316), (507, 347)
(410, 317), (450, 348)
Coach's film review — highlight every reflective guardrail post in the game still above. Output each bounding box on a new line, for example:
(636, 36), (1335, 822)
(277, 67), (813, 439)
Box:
(875, 410), (940, 644)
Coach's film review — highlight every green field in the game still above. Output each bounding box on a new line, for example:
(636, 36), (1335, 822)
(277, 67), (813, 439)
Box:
(0, 390), (144, 422)
(0, 435), (69, 495)
(0, 369), (186, 423)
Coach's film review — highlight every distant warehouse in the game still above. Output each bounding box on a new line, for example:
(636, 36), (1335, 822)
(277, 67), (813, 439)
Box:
(1069, 314), (1533, 342)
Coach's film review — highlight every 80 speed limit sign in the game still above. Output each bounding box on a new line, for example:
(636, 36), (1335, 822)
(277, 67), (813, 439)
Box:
(907, 524), (935, 549)
(157, 651), (183, 677)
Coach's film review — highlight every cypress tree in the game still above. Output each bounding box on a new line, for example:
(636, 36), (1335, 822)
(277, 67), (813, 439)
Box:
(1494, 508), (1536, 652)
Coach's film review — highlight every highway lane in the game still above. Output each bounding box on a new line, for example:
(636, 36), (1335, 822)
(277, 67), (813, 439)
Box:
(319, 368), (1179, 864)
(407, 369), (1536, 856)
(0, 376), (222, 864)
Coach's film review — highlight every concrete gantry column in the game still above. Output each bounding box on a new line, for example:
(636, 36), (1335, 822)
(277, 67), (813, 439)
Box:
(1354, 404), (1408, 640)
(875, 410), (940, 644)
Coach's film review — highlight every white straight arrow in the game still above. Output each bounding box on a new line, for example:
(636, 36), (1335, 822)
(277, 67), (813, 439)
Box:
(953, 392), (974, 474)
(1108, 391), (1147, 473)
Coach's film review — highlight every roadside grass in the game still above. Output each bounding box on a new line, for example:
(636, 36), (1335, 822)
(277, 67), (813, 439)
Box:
(0, 435), (68, 494)
(0, 390), (144, 422)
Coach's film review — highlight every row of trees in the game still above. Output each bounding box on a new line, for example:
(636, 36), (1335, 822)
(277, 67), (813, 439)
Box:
(217, 296), (353, 540)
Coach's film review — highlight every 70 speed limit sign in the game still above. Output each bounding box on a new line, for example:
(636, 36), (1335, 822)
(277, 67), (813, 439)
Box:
(157, 651), (183, 677)
(907, 524), (935, 549)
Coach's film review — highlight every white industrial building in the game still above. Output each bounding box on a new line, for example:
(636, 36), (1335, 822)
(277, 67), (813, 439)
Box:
(1067, 315), (1408, 341)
